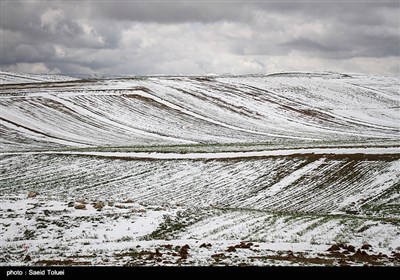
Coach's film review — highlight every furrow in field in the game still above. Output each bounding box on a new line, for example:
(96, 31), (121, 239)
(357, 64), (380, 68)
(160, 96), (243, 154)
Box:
(2, 153), (398, 216)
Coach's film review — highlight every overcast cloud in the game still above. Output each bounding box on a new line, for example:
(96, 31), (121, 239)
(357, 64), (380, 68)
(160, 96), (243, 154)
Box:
(0, 0), (399, 75)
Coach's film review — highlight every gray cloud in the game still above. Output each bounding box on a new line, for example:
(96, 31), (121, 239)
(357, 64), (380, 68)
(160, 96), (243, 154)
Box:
(0, 1), (399, 75)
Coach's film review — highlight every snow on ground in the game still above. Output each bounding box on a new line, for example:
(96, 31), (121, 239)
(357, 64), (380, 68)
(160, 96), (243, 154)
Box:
(0, 72), (399, 151)
(1, 194), (399, 266)
(0, 70), (78, 84)
(3, 146), (399, 159)
(0, 71), (399, 266)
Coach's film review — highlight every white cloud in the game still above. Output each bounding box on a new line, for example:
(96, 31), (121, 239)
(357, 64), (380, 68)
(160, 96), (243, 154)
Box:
(4, 62), (58, 74)
(40, 8), (65, 33)
(54, 45), (66, 59)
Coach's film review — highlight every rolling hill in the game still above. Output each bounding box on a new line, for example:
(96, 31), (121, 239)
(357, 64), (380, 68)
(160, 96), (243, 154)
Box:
(1, 71), (399, 266)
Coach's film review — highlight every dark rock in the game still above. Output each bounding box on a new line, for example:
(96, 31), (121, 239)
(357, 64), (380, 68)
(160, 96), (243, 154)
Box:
(27, 191), (37, 198)
(347, 245), (356, 252)
(211, 253), (226, 259)
(74, 203), (86, 210)
(361, 244), (372, 250)
(93, 201), (105, 209)
(155, 249), (162, 257)
(327, 244), (341, 251)
(226, 246), (237, 252)
(353, 249), (369, 259)
(200, 243), (212, 248)
(179, 245), (190, 259)
(162, 244), (173, 249)
(235, 242), (252, 249)
(24, 255), (31, 261)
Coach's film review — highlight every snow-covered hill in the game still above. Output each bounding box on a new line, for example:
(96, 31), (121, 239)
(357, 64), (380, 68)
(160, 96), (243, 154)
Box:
(0, 71), (399, 266)
(0, 70), (78, 85)
(0, 72), (398, 151)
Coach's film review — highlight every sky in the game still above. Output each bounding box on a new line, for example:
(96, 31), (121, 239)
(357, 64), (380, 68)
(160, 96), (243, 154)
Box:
(0, 0), (399, 76)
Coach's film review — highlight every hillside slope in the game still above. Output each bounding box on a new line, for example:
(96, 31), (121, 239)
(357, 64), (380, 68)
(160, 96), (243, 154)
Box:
(0, 72), (398, 151)
(0, 72), (399, 266)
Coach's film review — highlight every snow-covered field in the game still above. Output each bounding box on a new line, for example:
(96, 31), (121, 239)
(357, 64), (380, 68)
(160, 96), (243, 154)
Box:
(0, 71), (399, 266)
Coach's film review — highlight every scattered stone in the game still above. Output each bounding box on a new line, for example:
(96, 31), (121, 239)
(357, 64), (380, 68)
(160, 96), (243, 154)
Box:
(354, 249), (369, 258)
(327, 244), (341, 251)
(122, 199), (134, 203)
(43, 209), (50, 216)
(391, 252), (400, 261)
(234, 242), (252, 249)
(27, 191), (37, 198)
(115, 204), (130, 209)
(347, 245), (356, 252)
(67, 202), (74, 207)
(211, 253), (226, 260)
(161, 244), (173, 249)
(74, 203), (86, 210)
(226, 246), (237, 252)
(93, 201), (105, 210)
(131, 208), (146, 213)
(155, 249), (162, 258)
(361, 244), (372, 250)
(24, 255), (31, 261)
(200, 243), (212, 249)
(179, 244), (190, 259)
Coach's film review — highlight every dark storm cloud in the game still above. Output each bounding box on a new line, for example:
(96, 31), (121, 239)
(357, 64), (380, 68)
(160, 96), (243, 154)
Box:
(89, 2), (252, 23)
(0, 0), (399, 75)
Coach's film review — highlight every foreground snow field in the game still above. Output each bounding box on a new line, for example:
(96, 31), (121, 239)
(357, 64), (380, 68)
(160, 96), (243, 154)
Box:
(0, 71), (399, 266)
